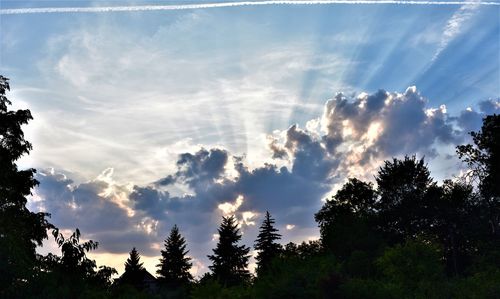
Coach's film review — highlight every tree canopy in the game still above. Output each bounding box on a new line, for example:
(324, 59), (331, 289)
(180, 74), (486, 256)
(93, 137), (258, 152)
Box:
(0, 75), (52, 296)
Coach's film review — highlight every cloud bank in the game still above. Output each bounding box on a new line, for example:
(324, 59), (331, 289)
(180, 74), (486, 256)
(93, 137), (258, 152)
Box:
(31, 87), (499, 275)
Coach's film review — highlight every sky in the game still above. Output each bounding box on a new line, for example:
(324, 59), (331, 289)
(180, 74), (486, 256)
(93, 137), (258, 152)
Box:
(1, 0), (499, 277)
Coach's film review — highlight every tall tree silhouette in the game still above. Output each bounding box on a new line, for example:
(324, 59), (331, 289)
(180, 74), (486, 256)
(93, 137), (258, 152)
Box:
(157, 225), (193, 286)
(254, 211), (281, 276)
(376, 155), (434, 242)
(121, 247), (146, 289)
(0, 75), (52, 295)
(208, 215), (250, 286)
(457, 114), (500, 237)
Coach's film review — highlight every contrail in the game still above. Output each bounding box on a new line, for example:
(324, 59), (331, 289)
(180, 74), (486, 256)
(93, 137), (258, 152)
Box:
(1, 1), (499, 15)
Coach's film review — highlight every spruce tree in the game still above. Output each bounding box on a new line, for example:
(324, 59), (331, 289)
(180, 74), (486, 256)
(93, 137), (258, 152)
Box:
(208, 215), (250, 286)
(157, 225), (193, 286)
(0, 75), (52, 295)
(254, 211), (281, 276)
(121, 247), (146, 288)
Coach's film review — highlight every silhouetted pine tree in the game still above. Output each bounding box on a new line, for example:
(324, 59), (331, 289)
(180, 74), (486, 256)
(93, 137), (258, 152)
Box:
(254, 211), (281, 276)
(208, 215), (250, 286)
(121, 247), (146, 289)
(0, 75), (52, 296)
(157, 225), (193, 286)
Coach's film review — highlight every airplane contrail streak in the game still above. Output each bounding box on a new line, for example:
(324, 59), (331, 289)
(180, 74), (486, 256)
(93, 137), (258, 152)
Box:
(1, 1), (499, 15)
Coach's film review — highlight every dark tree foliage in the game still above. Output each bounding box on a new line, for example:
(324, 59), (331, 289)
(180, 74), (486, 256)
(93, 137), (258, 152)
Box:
(24, 229), (116, 299)
(53, 228), (99, 276)
(254, 211), (281, 276)
(315, 178), (382, 259)
(208, 215), (251, 287)
(316, 178), (376, 229)
(457, 114), (500, 237)
(0, 75), (52, 295)
(121, 247), (147, 289)
(156, 224), (193, 286)
(126, 247), (144, 272)
(376, 155), (435, 242)
(427, 181), (479, 275)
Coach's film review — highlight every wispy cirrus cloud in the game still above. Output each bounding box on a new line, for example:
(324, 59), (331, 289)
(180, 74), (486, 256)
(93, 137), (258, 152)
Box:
(2, 1), (499, 15)
(432, 0), (481, 61)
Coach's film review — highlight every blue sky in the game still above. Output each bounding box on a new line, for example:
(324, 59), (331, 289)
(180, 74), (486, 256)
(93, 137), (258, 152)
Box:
(1, 0), (499, 276)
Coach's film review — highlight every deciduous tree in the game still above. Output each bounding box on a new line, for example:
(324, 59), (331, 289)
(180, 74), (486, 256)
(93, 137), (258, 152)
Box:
(0, 75), (52, 295)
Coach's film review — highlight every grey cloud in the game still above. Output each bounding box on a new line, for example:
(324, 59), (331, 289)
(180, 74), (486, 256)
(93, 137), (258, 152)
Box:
(35, 170), (160, 256)
(268, 138), (288, 159)
(175, 148), (229, 190)
(455, 99), (499, 134)
(34, 88), (498, 274)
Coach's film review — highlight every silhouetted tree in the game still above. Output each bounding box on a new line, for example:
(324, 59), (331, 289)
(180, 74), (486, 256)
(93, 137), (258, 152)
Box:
(53, 228), (99, 277)
(417, 180), (478, 276)
(157, 225), (193, 286)
(376, 155), (434, 242)
(254, 211), (282, 276)
(208, 215), (250, 286)
(457, 114), (500, 237)
(0, 75), (52, 296)
(315, 178), (381, 259)
(27, 228), (114, 299)
(121, 247), (147, 289)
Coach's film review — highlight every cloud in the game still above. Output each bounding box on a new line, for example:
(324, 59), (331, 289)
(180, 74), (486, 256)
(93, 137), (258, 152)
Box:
(2, 1), (499, 15)
(432, 0), (481, 61)
(33, 169), (160, 256)
(32, 88), (498, 276)
(454, 99), (500, 134)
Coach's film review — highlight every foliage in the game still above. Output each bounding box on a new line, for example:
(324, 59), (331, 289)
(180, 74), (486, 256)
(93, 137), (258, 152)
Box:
(252, 252), (340, 299)
(120, 247), (149, 290)
(376, 155), (435, 242)
(0, 75), (53, 297)
(457, 114), (500, 238)
(156, 224), (193, 294)
(315, 178), (382, 259)
(208, 215), (251, 287)
(254, 211), (282, 276)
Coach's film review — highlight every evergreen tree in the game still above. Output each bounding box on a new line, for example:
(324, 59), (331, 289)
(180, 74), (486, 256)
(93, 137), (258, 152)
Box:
(254, 211), (281, 276)
(121, 247), (146, 289)
(0, 75), (52, 296)
(157, 224), (193, 286)
(208, 215), (250, 286)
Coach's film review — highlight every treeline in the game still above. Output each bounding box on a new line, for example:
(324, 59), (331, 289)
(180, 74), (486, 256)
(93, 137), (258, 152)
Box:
(1, 75), (499, 298)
